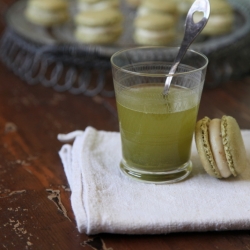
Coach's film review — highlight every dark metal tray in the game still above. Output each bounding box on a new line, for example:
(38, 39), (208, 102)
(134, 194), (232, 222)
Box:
(1, 0), (250, 96)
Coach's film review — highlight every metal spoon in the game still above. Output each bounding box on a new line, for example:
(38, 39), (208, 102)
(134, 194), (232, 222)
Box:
(163, 0), (210, 96)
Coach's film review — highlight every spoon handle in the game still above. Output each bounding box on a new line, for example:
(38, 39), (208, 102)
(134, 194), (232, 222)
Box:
(163, 0), (210, 96)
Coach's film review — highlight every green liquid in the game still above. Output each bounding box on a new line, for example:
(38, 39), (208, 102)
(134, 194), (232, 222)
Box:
(116, 84), (199, 172)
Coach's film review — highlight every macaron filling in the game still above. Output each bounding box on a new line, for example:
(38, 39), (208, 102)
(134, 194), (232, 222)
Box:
(208, 119), (231, 178)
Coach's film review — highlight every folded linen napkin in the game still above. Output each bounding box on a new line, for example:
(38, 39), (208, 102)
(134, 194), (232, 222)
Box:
(58, 127), (250, 235)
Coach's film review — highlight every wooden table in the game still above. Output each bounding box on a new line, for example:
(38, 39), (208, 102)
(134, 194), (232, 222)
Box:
(1, 3), (250, 250)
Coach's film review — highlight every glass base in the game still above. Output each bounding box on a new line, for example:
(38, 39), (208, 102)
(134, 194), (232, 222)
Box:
(120, 160), (193, 184)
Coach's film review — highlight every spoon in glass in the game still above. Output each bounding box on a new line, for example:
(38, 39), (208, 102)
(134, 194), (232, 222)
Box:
(163, 0), (210, 96)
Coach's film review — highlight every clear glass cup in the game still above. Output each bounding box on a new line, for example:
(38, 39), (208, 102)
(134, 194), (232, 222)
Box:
(111, 47), (208, 184)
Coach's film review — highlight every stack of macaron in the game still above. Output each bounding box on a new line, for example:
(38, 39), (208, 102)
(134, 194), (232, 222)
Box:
(74, 8), (123, 44)
(133, 0), (179, 46)
(193, 0), (234, 36)
(77, 0), (120, 12)
(195, 115), (247, 179)
(25, 0), (69, 26)
(133, 14), (176, 46)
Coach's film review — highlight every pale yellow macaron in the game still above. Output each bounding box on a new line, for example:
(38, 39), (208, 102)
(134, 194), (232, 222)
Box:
(195, 116), (247, 179)
(193, 0), (234, 36)
(133, 14), (176, 45)
(74, 9), (123, 44)
(77, 0), (119, 12)
(25, 0), (69, 26)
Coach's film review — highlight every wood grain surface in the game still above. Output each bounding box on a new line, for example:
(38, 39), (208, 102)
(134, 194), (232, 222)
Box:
(1, 1), (250, 249)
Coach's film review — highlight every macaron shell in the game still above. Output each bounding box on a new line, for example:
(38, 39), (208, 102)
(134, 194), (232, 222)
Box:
(25, 7), (69, 26)
(195, 117), (222, 178)
(134, 14), (175, 31)
(141, 0), (177, 13)
(75, 25), (122, 44)
(75, 9), (123, 26)
(221, 116), (247, 176)
(28, 0), (69, 10)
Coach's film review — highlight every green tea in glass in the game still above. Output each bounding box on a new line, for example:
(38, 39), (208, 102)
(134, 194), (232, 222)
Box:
(111, 47), (208, 184)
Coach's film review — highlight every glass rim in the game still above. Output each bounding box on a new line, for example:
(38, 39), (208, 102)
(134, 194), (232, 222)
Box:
(110, 46), (209, 77)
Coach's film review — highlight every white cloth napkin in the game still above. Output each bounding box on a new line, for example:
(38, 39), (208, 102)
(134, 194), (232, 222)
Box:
(58, 127), (250, 235)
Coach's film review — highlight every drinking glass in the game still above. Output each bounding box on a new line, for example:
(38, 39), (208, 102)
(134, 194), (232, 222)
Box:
(111, 46), (208, 184)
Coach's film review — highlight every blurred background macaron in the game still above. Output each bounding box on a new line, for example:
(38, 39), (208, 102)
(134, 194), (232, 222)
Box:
(77, 0), (120, 12)
(133, 14), (176, 45)
(195, 116), (247, 179)
(25, 0), (69, 26)
(74, 9), (123, 44)
(193, 0), (234, 36)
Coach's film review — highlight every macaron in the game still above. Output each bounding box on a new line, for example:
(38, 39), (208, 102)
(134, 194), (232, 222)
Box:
(74, 9), (123, 44)
(137, 0), (178, 20)
(25, 0), (69, 26)
(193, 0), (234, 36)
(195, 116), (247, 179)
(77, 0), (120, 12)
(133, 14), (176, 45)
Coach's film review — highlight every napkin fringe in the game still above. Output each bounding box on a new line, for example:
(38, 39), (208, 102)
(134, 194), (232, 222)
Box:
(58, 130), (85, 143)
